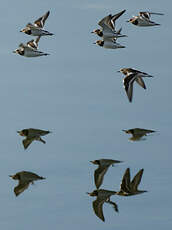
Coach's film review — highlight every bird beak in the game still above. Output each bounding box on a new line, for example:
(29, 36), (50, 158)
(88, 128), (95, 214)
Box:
(90, 161), (94, 163)
(126, 20), (130, 22)
(117, 70), (120, 73)
(9, 175), (13, 178)
(91, 31), (94, 33)
(12, 50), (16, 53)
(93, 42), (96, 44)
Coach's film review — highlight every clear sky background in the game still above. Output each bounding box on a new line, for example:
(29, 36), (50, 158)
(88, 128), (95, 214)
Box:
(0, 0), (171, 229)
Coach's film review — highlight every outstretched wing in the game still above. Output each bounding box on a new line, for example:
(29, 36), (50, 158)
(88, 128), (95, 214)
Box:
(23, 138), (34, 149)
(94, 166), (109, 189)
(135, 77), (146, 89)
(93, 198), (105, 222)
(130, 169), (144, 191)
(14, 181), (30, 196)
(34, 11), (50, 28)
(27, 36), (41, 50)
(120, 168), (131, 192)
(98, 15), (111, 28)
(139, 12), (164, 20)
(123, 74), (136, 102)
(139, 12), (151, 20)
(110, 10), (126, 30)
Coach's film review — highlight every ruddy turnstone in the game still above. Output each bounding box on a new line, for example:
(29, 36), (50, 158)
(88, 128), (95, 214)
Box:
(118, 68), (153, 102)
(90, 159), (123, 189)
(13, 43), (49, 57)
(92, 10), (127, 39)
(94, 37), (125, 49)
(116, 168), (147, 196)
(123, 128), (155, 141)
(87, 189), (118, 222)
(127, 11), (164, 26)
(91, 26), (127, 39)
(20, 11), (54, 36)
(9, 171), (45, 196)
(17, 128), (51, 149)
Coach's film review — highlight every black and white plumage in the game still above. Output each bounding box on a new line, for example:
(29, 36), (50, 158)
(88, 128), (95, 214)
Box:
(99, 10), (126, 31)
(20, 11), (53, 36)
(27, 36), (41, 49)
(118, 68), (153, 102)
(13, 43), (49, 57)
(94, 37), (125, 49)
(92, 10), (126, 39)
(127, 11), (164, 27)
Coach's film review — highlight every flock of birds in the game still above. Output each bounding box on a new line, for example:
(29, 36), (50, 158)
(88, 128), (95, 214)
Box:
(10, 12), (54, 197)
(10, 128), (50, 196)
(87, 9), (163, 222)
(10, 9), (163, 222)
(88, 160), (146, 221)
(91, 9), (163, 103)
(13, 11), (53, 57)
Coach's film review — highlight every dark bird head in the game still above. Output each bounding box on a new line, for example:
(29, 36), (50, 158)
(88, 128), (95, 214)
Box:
(90, 160), (100, 165)
(93, 40), (104, 47)
(87, 190), (98, 197)
(20, 28), (32, 35)
(118, 68), (130, 75)
(17, 129), (29, 137)
(91, 29), (102, 36)
(127, 18), (138, 25)
(9, 173), (20, 180)
(122, 129), (130, 134)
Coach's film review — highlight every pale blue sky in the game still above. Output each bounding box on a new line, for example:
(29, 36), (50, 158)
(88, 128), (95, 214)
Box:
(0, 0), (171, 229)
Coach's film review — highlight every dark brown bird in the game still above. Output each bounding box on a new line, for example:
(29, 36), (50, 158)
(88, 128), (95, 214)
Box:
(87, 189), (118, 222)
(90, 159), (123, 189)
(17, 128), (51, 149)
(123, 128), (155, 141)
(116, 168), (147, 196)
(9, 171), (45, 196)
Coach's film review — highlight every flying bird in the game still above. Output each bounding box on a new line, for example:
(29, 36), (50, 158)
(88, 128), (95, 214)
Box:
(123, 128), (155, 141)
(118, 68), (153, 102)
(87, 189), (118, 222)
(116, 168), (147, 196)
(92, 10), (127, 39)
(9, 171), (45, 196)
(20, 11), (53, 36)
(90, 159), (123, 189)
(17, 128), (51, 149)
(13, 43), (49, 57)
(127, 11), (164, 26)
